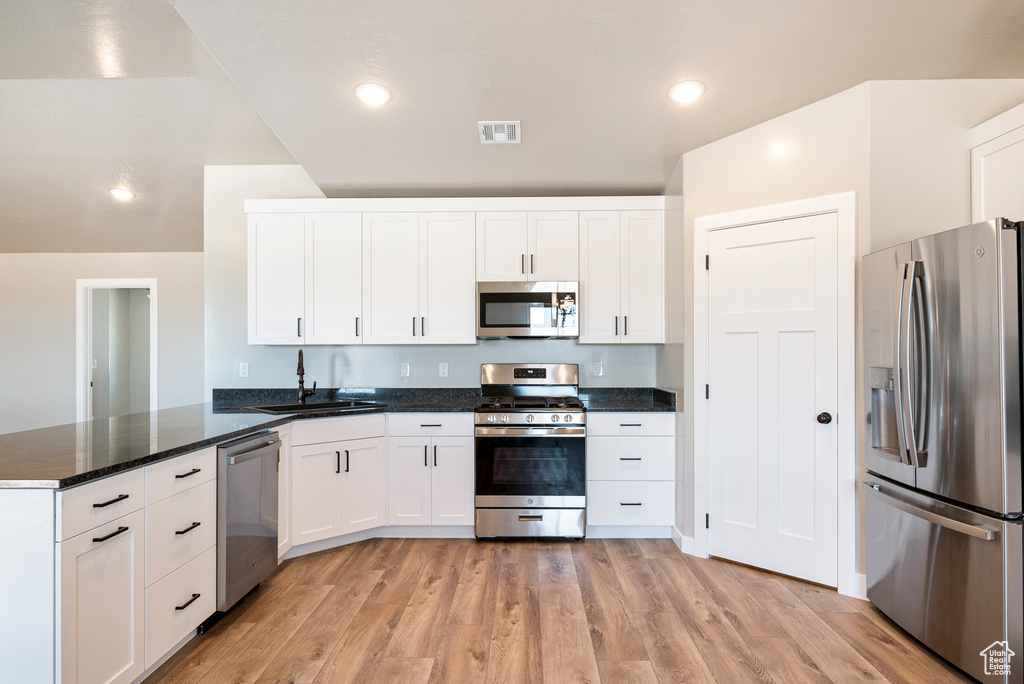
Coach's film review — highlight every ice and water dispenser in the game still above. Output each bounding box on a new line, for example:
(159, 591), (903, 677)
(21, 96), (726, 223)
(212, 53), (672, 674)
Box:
(868, 367), (900, 455)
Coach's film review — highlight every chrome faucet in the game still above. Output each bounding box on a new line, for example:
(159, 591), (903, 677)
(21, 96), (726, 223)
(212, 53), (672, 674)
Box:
(296, 349), (317, 404)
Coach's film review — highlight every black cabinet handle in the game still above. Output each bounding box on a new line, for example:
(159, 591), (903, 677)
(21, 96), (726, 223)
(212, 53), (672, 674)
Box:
(175, 468), (201, 480)
(434, 445), (438, 467)
(421, 317), (425, 337)
(619, 457), (642, 461)
(619, 424), (642, 427)
(521, 254), (525, 274)
(175, 521), (201, 536)
(297, 317), (302, 337)
(93, 494), (129, 508)
(175, 593), (201, 611)
(336, 451), (341, 474)
(620, 502), (643, 506)
(93, 526), (129, 543)
(615, 316), (618, 335)
(355, 317), (360, 337)
(420, 424), (442, 427)
(424, 444), (428, 467)
(624, 315), (628, 336)
(345, 450), (350, 473)
(413, 317), (417, 336)
(530, 254), (534, 274)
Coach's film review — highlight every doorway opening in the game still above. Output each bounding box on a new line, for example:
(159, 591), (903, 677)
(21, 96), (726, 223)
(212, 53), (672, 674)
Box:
(76, 278), (158, 422)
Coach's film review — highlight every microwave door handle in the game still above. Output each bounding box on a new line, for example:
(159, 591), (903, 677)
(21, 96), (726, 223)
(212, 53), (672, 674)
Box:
(552, 293), (558, 328)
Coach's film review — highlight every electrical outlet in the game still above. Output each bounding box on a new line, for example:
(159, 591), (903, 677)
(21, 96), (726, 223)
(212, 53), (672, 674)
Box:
(400, 363), (410, 377)
(239, 362), (249, 378)
(91, 359), (98, 370)
(439, 362), (449, 378)
(594, 361), (604, 376)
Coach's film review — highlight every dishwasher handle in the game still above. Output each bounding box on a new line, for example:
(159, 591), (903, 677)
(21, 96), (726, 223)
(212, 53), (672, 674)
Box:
(226, 440), (279, 466)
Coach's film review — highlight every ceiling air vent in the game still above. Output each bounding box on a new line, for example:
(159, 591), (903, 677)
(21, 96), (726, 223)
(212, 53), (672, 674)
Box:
(479, 121), (521, 144)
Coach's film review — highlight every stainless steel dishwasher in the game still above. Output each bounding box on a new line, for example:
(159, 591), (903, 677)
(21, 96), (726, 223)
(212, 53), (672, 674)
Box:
(216, 430), (280, 611)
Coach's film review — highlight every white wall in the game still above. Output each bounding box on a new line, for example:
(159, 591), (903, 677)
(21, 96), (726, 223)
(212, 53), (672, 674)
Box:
(667, 78), (1024, 561)
(204, 165), (659, 399)
(0, 253), (203, 434)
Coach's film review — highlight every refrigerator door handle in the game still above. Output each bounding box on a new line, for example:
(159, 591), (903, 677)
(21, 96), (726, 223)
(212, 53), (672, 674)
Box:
(862, 482), (999, 541)
(896, 261), (924, 467)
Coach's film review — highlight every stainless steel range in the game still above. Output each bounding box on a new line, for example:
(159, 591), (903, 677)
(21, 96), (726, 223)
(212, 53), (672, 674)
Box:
(474, 363), (586, 538)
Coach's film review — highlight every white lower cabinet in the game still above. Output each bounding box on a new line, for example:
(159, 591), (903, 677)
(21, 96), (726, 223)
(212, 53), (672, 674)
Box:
(59, 509), (146, 684)
(386, 413), (474, 527)
(291, 415), (387, 545)
(586, 412), (676, 529)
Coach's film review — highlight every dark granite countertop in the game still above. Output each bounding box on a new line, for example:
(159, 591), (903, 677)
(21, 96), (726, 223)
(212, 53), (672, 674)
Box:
(1, 387), (676, 490)
(0, 404), (292, 490)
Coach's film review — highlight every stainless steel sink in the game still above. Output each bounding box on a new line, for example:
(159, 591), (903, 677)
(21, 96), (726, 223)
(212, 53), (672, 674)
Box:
(243, 400), (385, 415)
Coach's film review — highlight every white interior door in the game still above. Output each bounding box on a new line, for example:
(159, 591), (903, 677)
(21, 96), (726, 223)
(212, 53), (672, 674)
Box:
(707, 212), (838, 586)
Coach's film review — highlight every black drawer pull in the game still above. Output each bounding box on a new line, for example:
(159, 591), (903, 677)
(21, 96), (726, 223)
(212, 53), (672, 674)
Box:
(175, 521), (201, 535)
(175, 468), (202, 479)
(420, 424), (442, 427)
(175, 593), (201, 611)
(424, 445), (428, 467)
(434, 445), (437, 467)
(619, 424), (642, 427)
(620, 502), (643, 506)
(345, 450), (350, 473)
(93, 494), (129, 508)
(93, 526), (129, 543)
(336, 451), (341, 474)
(619, 457), (642, 461)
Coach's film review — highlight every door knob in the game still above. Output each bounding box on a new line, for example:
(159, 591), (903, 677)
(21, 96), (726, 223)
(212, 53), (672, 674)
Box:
(817, 412), (833, 424)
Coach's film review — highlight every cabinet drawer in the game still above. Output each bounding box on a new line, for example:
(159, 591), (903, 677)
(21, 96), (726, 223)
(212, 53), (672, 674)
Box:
(146, 447), (216, 505)
(146, 480), (217, 586)
(587, 481), (674, 525)
(145, 546), (216, 669)
(57, 467), (146, 541)
(292, 414), (385, 445)
(387, 413), (473, 436)
(586, 412), (675, 436)
(588, 436), (675, 480)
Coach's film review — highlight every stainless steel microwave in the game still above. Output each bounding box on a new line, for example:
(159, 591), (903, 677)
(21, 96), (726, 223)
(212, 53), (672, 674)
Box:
(477, 281), (579, 339)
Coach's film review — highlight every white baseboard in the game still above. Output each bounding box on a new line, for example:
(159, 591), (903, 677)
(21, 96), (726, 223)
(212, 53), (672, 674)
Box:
(281, 525), (476, 561)
(131, 630), (196, 684)
(672, 527), (698, 555)
(838, 572), (868, 600)
(586, 525), (673, 539)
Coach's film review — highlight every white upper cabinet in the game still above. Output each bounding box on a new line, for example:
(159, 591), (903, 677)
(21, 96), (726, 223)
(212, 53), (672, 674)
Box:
(248, 213), (305, 344)
(362, 213), (420, 344)
(363, 212), (476, 345)
(970, 102), (1024, 223)
(419, 213), (476, 344)
(476, 211), (579, 282)
(579, 210), (664, 344)
(305, 213), (362, 344)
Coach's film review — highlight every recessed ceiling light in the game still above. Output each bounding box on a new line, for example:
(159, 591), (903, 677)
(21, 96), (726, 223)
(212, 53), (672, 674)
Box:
(667, 81), (705, 103)
(354, 83), (392, 105)
(109, 187), (135, 200)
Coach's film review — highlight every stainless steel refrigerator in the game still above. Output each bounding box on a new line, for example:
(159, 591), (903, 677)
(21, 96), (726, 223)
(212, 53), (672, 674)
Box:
(863, 217), (1022, 683)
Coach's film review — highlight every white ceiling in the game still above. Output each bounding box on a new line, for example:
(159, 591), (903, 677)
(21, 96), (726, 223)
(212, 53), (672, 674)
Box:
(3, 0), (1024, 251)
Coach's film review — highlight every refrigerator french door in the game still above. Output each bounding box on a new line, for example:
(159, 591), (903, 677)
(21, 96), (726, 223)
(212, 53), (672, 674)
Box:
(862, 218), (1023, 683)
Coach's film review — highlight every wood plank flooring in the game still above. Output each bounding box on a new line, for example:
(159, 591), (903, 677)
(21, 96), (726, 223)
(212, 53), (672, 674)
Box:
(146, 539), (973, 684)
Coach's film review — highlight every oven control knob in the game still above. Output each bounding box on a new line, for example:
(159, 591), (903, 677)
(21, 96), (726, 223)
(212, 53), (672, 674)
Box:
(501, 414), (509, 424)
(551, 414), (560, 422)
(526, 414), (535, 423)
(487, 414), (496, 424)
(564, 414), (573, 422)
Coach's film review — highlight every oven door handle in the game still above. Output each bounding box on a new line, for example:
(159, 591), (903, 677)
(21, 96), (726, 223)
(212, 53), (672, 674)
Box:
(474, 427), (586, 437)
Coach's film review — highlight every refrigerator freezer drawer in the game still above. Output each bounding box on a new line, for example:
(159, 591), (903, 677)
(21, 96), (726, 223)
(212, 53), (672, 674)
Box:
(864, 475), (1022, 683)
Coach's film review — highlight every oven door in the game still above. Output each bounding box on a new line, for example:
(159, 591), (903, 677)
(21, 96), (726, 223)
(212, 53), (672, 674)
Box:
(475, 432), (586, 508)
(477, 282), (578, 338)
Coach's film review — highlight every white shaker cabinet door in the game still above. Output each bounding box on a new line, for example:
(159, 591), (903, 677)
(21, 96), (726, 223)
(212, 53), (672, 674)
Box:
(290, 442), (344, 546)
(971, 115), (1024, 224)
(476, 212), (529, 281)
(60, 509), (145, 684)
(430, 436), (475, 526)
(387, 437), (433, 526)
(579, 211), (622, 343)
(305, 213), (363, 344)
(340, 437), (387, 534)
(620, 211), (664, 343)
(420, 213), (476, 345)
(528, 211), (579, 282)
(248, 213), (306, 344)
(362, 213), (420, 344)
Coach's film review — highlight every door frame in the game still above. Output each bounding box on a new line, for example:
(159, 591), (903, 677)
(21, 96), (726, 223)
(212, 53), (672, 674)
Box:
(76, 278), (158, 422)
(692, 191), (860, 597)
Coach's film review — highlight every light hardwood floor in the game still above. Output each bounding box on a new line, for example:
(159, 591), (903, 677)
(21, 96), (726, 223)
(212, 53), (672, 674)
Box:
(146, 538), (972, 684)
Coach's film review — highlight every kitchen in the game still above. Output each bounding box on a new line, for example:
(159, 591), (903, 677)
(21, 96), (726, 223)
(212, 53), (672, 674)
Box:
(3, 1), (1024, 682)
